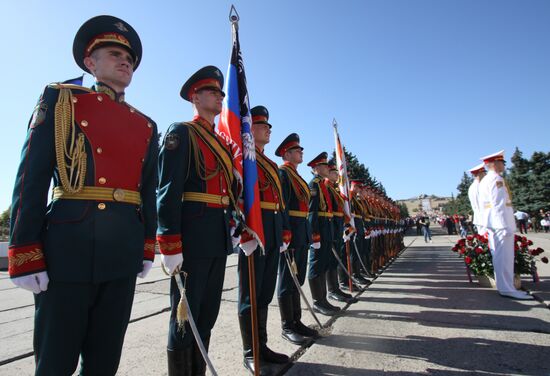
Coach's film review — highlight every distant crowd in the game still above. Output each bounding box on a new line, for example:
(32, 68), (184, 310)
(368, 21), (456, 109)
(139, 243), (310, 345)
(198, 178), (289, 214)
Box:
(407, 209), (550, 239)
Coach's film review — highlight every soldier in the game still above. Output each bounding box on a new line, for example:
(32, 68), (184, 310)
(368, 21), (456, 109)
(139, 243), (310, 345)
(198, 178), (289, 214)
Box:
(326, 163), (357, 303)
(307, 152), (341, 316)
(157, 66), (236, 374)
(348, 180), (370, 287)
(237, 106), (289, 374)
(468, 163), (486, 235)
(478, 150), (532, 300)
(276, 133), (318, 345)
(8, 15), (157, 375)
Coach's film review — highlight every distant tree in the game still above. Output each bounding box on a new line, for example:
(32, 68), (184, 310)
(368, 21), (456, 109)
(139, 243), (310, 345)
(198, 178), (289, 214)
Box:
(455, 172), (474, 215)
(330, 148), (376, 187)
(508, 148), (550, 213)
(0, 207), (10, 240)
(508, 147), (530, 211)
(398, 202), (410, 218)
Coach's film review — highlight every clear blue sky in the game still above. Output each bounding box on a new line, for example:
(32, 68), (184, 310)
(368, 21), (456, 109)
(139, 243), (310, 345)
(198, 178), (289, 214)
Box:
(1, 0), (549, 212)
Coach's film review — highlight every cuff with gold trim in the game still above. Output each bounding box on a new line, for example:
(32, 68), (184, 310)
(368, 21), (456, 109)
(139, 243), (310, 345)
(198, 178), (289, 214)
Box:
(282, 230), (292, 244)
(156, 234), (183, 255)
(312, 233), (321, 243)
(144, 238), (156, 261)
(8, 243), (46, 278)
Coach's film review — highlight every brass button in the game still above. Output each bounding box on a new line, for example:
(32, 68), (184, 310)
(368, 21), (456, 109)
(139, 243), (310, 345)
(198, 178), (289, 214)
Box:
(97, 95), (103, 102)
(147, 122), (152, 128)
(97, 203), (106, 210)
(137, 183), (141, 188)
(81, 120), (88, 127)
(276, 203), (280, 209)
(141, 158), (145, 163)
(130, 107), (135, 113)
(274, 211), (278, 214)
(96, 147), (102, 154)
(72, 97), (78, 103)
(146, 138), (150, 143)
(98, 177), (106, 184)
(221, 196), (230, 206)
(113, 189), (125, 202)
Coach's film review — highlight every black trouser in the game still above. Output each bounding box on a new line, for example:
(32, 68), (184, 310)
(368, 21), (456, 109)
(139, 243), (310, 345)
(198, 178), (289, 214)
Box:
(34, 276), (136, 376)
(277, 244), (308, 297)
(168, 256), (227, 350)
(238, 244), (280, 315)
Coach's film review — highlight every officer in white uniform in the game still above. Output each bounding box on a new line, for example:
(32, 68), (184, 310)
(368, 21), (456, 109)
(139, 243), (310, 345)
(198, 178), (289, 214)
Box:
(478, 150), (532, 300)
(468, 163), (486, 234)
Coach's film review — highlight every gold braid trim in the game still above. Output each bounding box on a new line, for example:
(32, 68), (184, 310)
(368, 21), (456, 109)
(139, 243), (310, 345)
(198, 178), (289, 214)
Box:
(256, 153), (285, 210)
(280, 165), (310, 204)
(54, 87), (87, 193)
(183, 122), (239, 214)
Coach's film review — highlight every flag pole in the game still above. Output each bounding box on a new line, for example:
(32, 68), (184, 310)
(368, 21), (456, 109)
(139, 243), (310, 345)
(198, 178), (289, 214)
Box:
(229, 6), (260, 375)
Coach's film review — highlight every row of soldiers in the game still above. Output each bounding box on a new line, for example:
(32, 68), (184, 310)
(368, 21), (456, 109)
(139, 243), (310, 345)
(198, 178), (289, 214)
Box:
(7, 15), (405, 376)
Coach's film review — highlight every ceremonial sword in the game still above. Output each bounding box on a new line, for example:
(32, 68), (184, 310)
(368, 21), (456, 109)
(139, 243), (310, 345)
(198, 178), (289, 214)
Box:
(352, 236), (373, 278)
(174, 272), (218, 376)
(283, 250), (323, 328)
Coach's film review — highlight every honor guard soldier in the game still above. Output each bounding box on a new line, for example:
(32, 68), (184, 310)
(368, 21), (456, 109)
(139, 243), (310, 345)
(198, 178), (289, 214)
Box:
(478, 150), (532, 300)
(468, 163), (487, 235)
(275, 133), (318, 345)
(348, 180), (370, 287)
(237, 106), (289, 374)
(307, 152), (341, 316)
(326, 163), (356, 303)
(157, 66), (236, 374)
(8, 15), (157, 375)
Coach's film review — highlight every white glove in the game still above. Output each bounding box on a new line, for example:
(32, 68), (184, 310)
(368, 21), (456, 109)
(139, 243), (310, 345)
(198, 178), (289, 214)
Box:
(476, 226), (486, 235)
(230, 226), (241, 248)
(343, 233), (352, 242)
(137, 260), (153, 279)
(279, 242), (289, 253)
(311, 242), (321, 250)
(12, 271), (49, 294)
(240, 239), (258, 256)
(161, 253), (183, 275)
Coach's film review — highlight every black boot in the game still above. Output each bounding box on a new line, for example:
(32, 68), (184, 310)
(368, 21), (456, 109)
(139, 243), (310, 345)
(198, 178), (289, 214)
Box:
(291, 291), (319, 338)
(239, 314), (271, 375)
(258, 307), (289, 364)
(309, 275), (340, 316)
(352, 260), (370, 285)
(192, 336), (209, 376)
(279, 294), (311, 345)
(326, 269), (357, 304)
(167, 348), (193, 376)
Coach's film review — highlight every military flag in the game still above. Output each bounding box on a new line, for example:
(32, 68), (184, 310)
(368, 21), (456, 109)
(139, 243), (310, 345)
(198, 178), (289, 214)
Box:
(333, 119), (354, 228)
(218, 9), (264, 255)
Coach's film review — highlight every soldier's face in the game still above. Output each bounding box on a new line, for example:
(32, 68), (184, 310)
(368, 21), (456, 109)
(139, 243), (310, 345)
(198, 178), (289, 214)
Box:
(329, 170), (339, 183)
(193, 89), (223, 115)
(285, 148), (303, 165)
(84, 46), (134, 91)
(251, 123), (271, 146)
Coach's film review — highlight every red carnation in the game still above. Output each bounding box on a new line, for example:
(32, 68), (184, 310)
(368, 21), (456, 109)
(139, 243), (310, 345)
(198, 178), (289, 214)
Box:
(528, 240), (533, 246)
(467, 235), (473, 241)
(514, 244), (519, 251)
(451, 246), (458, 252)
(459, 248), (466, 255)
(542, 257), (549, 264)
(475, 247), (484, 254)
(514, 235), (521, 242)
(464, 256), (472, 264)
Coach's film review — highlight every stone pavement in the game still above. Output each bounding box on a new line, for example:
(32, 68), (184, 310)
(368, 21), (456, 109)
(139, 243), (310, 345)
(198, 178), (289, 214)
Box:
(1, 228), (549, 375)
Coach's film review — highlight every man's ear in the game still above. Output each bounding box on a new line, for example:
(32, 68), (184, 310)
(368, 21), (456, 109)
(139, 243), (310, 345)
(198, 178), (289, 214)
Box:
(83, 56), (95, 74)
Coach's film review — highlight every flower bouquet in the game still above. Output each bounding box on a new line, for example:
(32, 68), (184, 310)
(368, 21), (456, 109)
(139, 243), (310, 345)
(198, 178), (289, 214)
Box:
(451, 233), (547, 285)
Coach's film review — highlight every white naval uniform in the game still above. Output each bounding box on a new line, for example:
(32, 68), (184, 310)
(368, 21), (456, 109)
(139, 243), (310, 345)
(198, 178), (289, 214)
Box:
(468, 179), (484, 233)
(478, 170), (517, 293)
